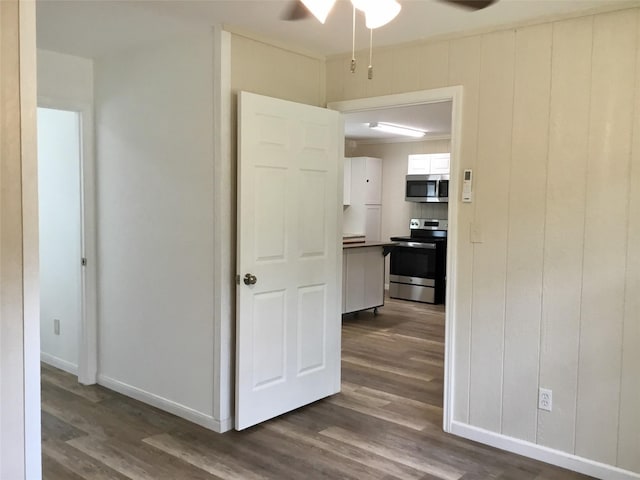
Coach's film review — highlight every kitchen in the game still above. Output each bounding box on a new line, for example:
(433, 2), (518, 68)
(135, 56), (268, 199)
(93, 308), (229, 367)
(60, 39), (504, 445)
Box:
(341, 101), (453, 315)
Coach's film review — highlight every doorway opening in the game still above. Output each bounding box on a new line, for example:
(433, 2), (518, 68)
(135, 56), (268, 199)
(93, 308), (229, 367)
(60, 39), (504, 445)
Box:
(38, 107), (82, 380)
(37, 104), (97, 387)
(329, 87), (463, 432)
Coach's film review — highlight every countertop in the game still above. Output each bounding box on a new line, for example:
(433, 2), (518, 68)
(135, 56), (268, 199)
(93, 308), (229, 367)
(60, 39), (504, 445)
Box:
(343, 241), (397, 250)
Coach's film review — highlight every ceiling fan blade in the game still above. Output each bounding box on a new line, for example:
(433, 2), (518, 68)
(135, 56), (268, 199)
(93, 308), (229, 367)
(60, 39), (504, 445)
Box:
(282, 0), (311, 20)
(440, 0), (497, 10)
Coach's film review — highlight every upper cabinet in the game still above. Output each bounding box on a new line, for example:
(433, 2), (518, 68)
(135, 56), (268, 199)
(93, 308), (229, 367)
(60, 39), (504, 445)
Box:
(349, 156), (382, 205)
(430, 154), (450, 174)
(407, 154), (431, 175)
(407, 153), (450, 175)
(364, 157), (382, 204)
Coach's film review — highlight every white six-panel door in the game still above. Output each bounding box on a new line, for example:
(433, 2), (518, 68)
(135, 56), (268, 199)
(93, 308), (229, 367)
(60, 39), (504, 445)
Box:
(236, 92), (343, 430)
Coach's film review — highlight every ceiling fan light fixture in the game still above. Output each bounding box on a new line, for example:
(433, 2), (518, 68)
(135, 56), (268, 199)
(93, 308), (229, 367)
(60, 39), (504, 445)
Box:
(301, 0), (337, 23)
(369, 122), (426, 138)
(352, 0), (401, 29)
(367, 0), (402, 29)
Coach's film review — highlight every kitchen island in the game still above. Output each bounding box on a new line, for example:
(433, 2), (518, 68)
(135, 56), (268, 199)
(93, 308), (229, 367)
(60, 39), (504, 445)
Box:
(342, 241), (396, 315)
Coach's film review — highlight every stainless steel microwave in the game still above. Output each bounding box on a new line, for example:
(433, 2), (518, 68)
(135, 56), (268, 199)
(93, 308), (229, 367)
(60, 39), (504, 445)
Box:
(405, 174), (449, 203)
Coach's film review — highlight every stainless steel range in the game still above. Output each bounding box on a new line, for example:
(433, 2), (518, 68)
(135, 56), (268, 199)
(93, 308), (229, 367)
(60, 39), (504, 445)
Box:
(389, 218), (447, 304)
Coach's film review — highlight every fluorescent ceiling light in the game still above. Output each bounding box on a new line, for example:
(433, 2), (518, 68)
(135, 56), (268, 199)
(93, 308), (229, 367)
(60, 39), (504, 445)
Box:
(301, 0), (336, 24)
(369, 122), (426, 138)
(352, 0), (401, 29)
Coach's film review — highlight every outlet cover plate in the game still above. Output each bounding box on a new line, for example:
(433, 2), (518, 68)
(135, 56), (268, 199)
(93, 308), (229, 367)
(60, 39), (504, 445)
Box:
(539, 388), (552, 412)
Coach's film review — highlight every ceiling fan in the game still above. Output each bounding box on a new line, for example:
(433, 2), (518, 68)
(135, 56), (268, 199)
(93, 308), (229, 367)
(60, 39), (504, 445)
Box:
(284, 0), (497, 25)
(283, 0), (496, 80)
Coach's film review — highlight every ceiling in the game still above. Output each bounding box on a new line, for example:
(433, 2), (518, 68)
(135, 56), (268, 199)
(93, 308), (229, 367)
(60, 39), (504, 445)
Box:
(36, 0), (635, 144)
(344, 101), (452, 143)
(36, 0), (637, 59)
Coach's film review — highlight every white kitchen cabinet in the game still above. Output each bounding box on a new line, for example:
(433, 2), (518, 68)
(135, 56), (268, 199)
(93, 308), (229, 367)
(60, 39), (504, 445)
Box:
(407, 153), (450, 175)
(407, 154), (431, 174)
(342, 252), (347, 313)
(342, 245), (385, 314)
(343, 157), (382, 241)
(364, 157), (382, 204)
(343, 157), (351, 206)
(430, 154), (450, 174)
(365, 205), (381, 242)
(349, 157), (382, 205)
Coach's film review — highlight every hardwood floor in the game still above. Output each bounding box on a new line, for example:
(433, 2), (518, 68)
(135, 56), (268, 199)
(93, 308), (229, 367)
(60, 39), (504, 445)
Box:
(42, 297), (593, 480)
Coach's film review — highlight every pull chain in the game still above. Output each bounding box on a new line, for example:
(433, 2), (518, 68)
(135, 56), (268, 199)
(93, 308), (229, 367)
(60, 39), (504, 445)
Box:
(350, 5), (356, 73)
(368, 28), (373, 80)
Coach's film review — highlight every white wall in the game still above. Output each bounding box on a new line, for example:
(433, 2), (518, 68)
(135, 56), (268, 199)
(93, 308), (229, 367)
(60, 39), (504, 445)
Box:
(94, 32), (216, 425)
(37, 108), (82, 373)
(327, 6), (640, 478)
(37, 49), (93, 104)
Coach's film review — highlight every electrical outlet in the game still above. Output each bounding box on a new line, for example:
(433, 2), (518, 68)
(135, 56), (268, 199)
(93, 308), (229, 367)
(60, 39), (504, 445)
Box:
(54, 319), (60, 335)
(538, 388), (552, 412)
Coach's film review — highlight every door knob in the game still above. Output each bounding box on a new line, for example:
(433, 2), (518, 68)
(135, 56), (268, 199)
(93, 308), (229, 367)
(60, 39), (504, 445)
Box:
(243, 273), (257, 285)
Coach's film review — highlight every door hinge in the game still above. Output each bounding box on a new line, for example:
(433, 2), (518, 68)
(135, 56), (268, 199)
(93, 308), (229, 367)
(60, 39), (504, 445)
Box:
(81, 257), (87, 266)
(236, 274), (240, 285)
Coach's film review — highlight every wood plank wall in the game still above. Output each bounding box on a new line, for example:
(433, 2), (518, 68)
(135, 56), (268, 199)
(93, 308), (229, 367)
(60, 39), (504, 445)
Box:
(326, 6), (640, 474)
(502, 23), (551, 443)
(538, 15), (592, 453)
(230, 33), (326, 108)
(468, 29), (514, 434)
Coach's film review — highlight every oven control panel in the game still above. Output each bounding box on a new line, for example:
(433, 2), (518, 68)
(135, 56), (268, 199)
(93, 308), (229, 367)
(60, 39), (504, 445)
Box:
(410, 218), (448, 230)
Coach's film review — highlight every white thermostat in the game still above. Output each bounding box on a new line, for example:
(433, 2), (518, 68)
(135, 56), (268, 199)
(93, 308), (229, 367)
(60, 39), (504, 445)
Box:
(462, 169), (473, 203)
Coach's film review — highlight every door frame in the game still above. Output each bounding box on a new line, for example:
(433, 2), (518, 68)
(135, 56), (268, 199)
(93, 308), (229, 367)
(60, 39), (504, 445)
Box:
(2, 0), (41, 476)
(37, 98), (98, 385)
(327, 87), (463, 432)
(212, 27), (463, 429)
(212, 26), (235, 432)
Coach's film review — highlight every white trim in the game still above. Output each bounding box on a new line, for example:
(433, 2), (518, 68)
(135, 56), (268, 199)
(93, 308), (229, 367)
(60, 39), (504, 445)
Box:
(217, 416), (235, 432)
(328, 88), (459, 112)
(223, 25), (326, 62)
(451, 421), (640, 480)
(40, 353), (78, 376)
(354, 134), (452, 146)
(212, 26), (234, 432)
(20, 2), (42, 478)
(328, 86), (464, 434)
(97, 375), (224, 432)
(37, 97), (98, 386)
(445, 87), (463, 434)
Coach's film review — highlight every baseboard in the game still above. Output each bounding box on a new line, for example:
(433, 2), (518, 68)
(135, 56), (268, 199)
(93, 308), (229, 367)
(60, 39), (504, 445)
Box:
(216, 416), (234, 432)
(41, 352), (78, 376)
(97, 374), (227, 433)
(450, 421), (640, 480)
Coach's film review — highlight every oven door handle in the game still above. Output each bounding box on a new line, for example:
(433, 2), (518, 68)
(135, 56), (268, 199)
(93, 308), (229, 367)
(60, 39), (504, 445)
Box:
(394, 241), (437, 249)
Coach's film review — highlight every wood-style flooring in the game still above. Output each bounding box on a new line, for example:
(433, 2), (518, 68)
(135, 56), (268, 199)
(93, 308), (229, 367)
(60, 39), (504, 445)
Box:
(42, 297), (593, 480)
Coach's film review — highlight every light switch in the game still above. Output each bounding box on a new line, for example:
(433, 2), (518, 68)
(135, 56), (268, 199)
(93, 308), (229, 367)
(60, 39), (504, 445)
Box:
(470, 222), (483, 243)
